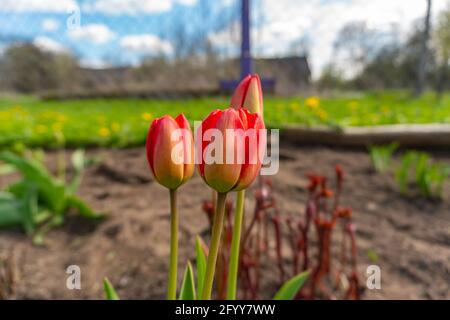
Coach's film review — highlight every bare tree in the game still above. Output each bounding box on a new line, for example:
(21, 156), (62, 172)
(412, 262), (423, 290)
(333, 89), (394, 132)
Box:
(0, 43), (79, 93)
(332, 21), (381, 79)
(434, 4), (450, 97)
(414, 0), (432, 96)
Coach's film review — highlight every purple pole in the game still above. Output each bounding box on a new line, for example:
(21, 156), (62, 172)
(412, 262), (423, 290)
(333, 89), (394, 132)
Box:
(240, 0), (252, 80)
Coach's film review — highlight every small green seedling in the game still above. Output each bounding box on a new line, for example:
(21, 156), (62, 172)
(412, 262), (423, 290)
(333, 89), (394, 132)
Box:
(368, 143), (398, 173)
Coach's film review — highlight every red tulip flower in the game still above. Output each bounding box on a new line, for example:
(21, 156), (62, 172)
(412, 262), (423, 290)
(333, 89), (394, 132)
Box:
(197, 107), (265, 193)
(146, 113), (194, 300)
(146, 114), (194, 190)
(230, 74), (263, 117)
(227, 74), (265, 299)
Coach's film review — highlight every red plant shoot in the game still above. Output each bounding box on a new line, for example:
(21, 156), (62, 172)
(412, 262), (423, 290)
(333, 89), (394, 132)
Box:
(202, 164), (362, 300)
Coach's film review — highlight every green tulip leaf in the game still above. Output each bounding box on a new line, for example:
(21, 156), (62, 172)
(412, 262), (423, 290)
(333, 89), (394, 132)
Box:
(195, 236), (207, 298)
(273, 270), (310, 300)
(0, 192), (25, 227)
(68, 149), (86, 194)
(0, 164), (16, 175)
(179, 262), (196, 300)
(104, 278), (120, 300)
(0, 188), (39, 234)
(0, 151), (66, 213)
(65, 195), (103, 219)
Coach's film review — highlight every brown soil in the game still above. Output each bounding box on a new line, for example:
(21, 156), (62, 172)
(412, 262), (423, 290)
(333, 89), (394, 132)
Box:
(1, 145), (449, 300)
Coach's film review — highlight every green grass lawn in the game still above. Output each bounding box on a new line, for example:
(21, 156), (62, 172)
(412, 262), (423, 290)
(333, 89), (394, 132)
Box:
(0, 91), (449, 148)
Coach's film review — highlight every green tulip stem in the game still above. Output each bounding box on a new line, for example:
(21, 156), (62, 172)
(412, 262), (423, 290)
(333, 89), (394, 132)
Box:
(227, 189), (245, 300)
(202, 192), (228, 300)
(167, 188), (178, 300)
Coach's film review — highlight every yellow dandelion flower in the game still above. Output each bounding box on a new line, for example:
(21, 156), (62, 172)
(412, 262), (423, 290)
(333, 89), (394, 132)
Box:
(275, 104), (283, 111)
(99, 127), (110, 137)
(35, 124), (47, 134)
(57, 114), (67, 122)
(316, 109), (329, 121)
(142, 112), (153, 121)
(305, 96), (320, 109)
(372, 115), (380, 123)
(97, 116), (106, 124)
(381, 106), (390, 114)
(0, 111), (10, 120)
(52, 123), (63, 132)
(111, 122), (121, 133)
(12, 105), (23, 112)
(348, 101), (359, 111)
(39, 111), (51, 119)
(290, 102), (301, 111)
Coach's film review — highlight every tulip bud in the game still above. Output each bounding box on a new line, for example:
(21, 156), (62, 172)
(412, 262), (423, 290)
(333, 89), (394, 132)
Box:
(230, 74), (263, 117)
(146, 114), (194, 190)
(197, 107), (265, 193)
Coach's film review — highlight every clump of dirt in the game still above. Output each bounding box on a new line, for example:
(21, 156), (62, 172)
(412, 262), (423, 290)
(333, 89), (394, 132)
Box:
(0, 145), (449, 299)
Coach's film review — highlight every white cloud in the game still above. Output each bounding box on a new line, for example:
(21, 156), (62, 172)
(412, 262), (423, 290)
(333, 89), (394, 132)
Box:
(1, 0), (77, 12)
(255, 0), (450, 78)
(68, 24), (115, 45)
(41, 18), (60, 32)
(176, 0), (197, 5)
(33, 36), (69, 54)
(120, 34), (173, 55)
(208, 21), (240, 56)
(80, 58), (111, 69)
(84, 0), (197, 15)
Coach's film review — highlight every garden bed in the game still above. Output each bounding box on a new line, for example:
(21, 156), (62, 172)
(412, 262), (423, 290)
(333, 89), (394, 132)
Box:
(1, 144), (449, 299)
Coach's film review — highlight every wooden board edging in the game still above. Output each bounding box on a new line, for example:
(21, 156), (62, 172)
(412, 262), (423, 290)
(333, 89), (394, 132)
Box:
(280, 124), (450, 147)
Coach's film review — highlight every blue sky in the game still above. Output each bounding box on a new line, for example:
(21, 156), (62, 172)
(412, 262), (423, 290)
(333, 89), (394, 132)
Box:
(0, 0), (448, 77)
(0, 0), (236, 67)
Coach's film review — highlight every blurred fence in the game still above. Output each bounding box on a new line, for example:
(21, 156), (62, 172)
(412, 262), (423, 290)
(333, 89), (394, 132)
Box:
(0, 0), (449, 98)
(0, 0), (312, 98)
